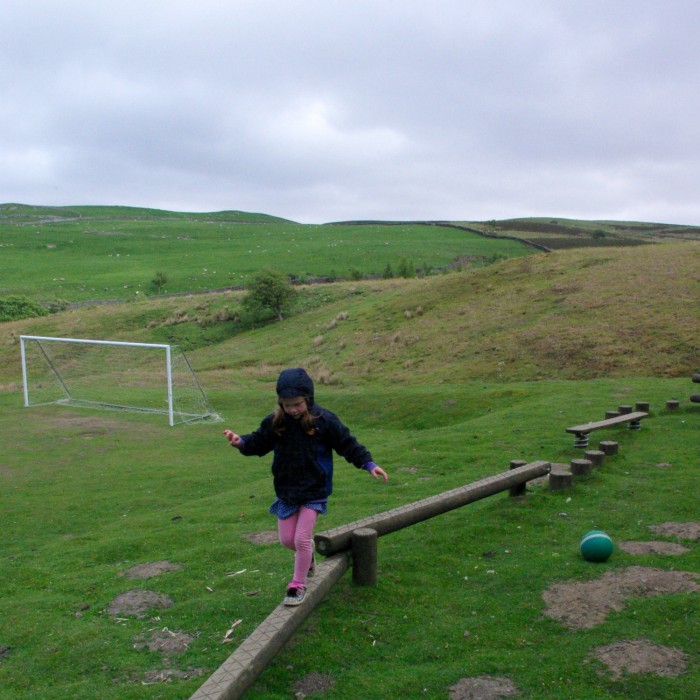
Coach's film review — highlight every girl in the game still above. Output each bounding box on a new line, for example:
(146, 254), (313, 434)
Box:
(224, 367), (388, 606)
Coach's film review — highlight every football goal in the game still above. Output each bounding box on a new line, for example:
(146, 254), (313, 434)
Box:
(20, 335), (221, 426)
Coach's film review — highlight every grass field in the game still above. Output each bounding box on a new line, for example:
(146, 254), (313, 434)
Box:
(0, 207), (699, 699)
(0, 205), (530, 304)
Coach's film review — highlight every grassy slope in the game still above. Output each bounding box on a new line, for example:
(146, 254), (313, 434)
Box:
(1, 217), (699, 699)
(3, 242), (698, 390)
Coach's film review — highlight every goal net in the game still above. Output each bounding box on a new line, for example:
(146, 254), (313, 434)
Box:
(20, 335), (221, 426)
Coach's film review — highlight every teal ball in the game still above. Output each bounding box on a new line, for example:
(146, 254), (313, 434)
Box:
(580, 530), (613, 562)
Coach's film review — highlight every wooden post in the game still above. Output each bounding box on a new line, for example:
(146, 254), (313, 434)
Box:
(666, 399), (680, 410)
(549, 465), (573, 490)
(599, 440), (618, 455)
(508, 459), (528, 497)
(352, 528), (378, 586)
(571, 458), (593, 476)
(617, 405), (632, 414)
(605, 410), (620, 419)
(691, 394), (700, 404)
(635, 401), (650, 412)
(584, 450), (604, 467)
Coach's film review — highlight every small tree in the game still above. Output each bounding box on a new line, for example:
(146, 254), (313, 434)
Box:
(151, 271), (168, 294)
(243, 269), (297, 321)
(397, 257), (415, 278)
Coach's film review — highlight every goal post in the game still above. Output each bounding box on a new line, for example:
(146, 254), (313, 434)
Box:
(20, 335), (221, 426)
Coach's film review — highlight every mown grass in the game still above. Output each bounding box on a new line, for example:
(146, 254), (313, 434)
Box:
(0, 211), (699, 698)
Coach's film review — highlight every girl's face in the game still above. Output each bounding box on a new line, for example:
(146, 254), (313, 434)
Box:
(280, 396), (308, 419)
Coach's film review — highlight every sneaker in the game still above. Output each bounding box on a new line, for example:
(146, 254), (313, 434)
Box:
(307, 555), (316, 578)
(283, 586), (306, 607)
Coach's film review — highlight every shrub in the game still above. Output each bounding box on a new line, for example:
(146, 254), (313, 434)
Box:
(0, 295), (49, 322)
(242, 269), (297, 321)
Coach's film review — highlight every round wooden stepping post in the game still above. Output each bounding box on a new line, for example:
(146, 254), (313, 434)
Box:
(599, 440), (618, 456)
(571, 458), (593, 476)
(635, 401), (650, 412)
(352, 528), (378, 587)
(692, 373), (700, 383)
(549, 465), (573, 490)
(666, 399), (680, 410)
(691, 394), (700, 404)
(605, 410), (620, 419)
(617, 405), (632, 415)
(508, 460), (528, 497)
(584, 450), (604, 467)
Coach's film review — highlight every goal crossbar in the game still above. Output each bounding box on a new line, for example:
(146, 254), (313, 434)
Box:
(20, 335), (221, 426)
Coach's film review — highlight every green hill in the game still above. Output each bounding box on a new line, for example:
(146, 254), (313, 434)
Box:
(0, 205), (530, 303)
(3, 240), (698, 390)
(1, 209), (699, 700)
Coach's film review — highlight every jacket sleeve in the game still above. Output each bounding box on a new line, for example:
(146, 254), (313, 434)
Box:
(323, 411), (373, 468)
(237, 415), (277, 457)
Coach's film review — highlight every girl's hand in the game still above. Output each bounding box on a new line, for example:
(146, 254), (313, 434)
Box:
(223, 429), (242, 447)
(369, 465), (388, 483)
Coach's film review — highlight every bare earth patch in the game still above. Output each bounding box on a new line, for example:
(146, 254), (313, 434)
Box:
(119, 560), (183, 579)
(292, 671), (337, 697)
(133, 629), (194, 654)
(448, 676), (519, 699)
(618, 541), (690, 555)
(590, 639), (690, 680)
(648, 521), (700, 540)
(142, 668), (204, 684)
(46, 414), (136, 437)
(243, 530), (279, 545)
(542, 566), (700, 629)
(107, 590), (174, 617)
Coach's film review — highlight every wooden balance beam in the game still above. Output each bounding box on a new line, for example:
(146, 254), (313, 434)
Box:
(189, 553), (350, 700)
(315, 460), (551, 556)
(188, 460), (551, 700)
(565, 411), (648, 448)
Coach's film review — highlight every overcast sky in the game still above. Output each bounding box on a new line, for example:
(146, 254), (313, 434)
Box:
(2, 1), (699, 225)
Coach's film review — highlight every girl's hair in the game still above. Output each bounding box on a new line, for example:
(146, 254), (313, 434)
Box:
(273, 396), (318, 435)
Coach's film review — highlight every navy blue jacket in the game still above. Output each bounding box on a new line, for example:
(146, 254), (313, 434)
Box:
(237, 406), (373, 505)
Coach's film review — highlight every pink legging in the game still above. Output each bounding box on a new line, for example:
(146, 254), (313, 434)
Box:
(277, 506), (319, 588)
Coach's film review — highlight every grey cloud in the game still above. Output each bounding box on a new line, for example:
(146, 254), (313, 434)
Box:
(2, 1), (699, 223)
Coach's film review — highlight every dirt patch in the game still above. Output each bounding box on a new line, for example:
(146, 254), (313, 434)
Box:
(0, 646), (11, 660)
(590, 639), (690, 680)
(618, 541), (690, 556)
(648, 521), (700, 540)
(45, 414), (129, 433)
(107, 590), (174, 617)
(292, 671), (336, 697)
(119, 560), (183, 579)
(133, 628), (194, 654)
(142, 668), (204, 684)
(448, 676), (519, 699)
(243, 530), (279, 545)
(542, 566), (700, 629)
